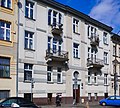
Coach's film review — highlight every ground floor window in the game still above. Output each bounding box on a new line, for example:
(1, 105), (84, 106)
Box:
(0, 90), (10, 99)
(94, 93), (97, 100)
(88, 93), (91, 101)
(24, 93), (32, 101)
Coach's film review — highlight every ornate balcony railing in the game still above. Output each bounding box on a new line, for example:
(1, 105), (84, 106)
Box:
(51, 22), (63, 35)
(90, 33), (99, 46)
(45, 49), (69, 62)
(87, 58), (104, 68)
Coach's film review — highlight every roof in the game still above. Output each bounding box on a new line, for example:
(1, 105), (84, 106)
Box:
(38, 0), (113, 32)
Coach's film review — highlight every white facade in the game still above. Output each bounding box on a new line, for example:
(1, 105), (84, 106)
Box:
(18, 0), (116, 104)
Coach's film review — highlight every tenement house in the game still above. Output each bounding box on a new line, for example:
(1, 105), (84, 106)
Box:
(17, 0), (114, 105)
(0, 0), (18, 98)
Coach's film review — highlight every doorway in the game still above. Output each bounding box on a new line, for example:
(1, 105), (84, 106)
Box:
(73, 85), (80, 103)
(47, 93), (52, 104)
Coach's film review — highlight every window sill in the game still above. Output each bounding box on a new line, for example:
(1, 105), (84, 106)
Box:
(94, 83), (98, 86)
(73, 57), (80, 59)
(73, 32), (80, 35)
(24, 80), (32, 83)
(104, 43), (109, 46)
(25, 16), (36, 21)
(88, 83), (92, 85)
(24, 48), (35, 51)
(1, 6), (12, 10)
(0, 39), (12, 43)
(47, 81), (54, 84)
(57, 82), (63, 84)
(104, 63), (109, 65)
(0, 77), (11, 79)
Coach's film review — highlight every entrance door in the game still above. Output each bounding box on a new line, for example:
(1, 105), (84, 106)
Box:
(47, 93), (52, 104)
(73, 85), (80, 103)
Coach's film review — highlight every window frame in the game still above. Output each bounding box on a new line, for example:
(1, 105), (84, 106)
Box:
(0, 20), (11, 41)
(24, 31), (34, 50)
(73, 43), (79, 58)
(104, 74), (108, 85)
(25, 0), (35, 20)
(24, 64), (33, 81)
(0, 57), (10, 78)
(57, 67), (62, 83)
(47, 66), (53, 82)
(103, 32), (108, 45)
(73, 18), (80, 34)
(88, 72), (92, 84)
(1, 0), (12, 9)
(104, 52), (108, 64)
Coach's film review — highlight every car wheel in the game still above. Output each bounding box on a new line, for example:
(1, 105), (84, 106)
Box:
(102, 102), (106, 106)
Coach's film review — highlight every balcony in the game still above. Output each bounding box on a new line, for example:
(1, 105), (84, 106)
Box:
(90, 34), (99, 46)
(87, 58), (104, 68)
(45, 49), (69, 62)
(51, 23), (63, 35)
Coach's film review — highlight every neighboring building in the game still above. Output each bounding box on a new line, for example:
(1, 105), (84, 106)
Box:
(0, 0), (18, 98)
(111, 34), (120, 96)
(17, 0), (115, 105)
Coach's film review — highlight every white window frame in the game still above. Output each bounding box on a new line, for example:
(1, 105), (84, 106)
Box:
(104, 74), (108, 85)
(48, 8), (63, 26)
(57, 67), (62, 83)
(88, 72), (91, 84)
(73, 18), (80, 34)
(0, 21), (11, 41)
(104, 52), (108, 64)
(88, 25), (97, 38)
(73, 43), (79, 58)
(25, 0), (36, 19)
(25, 31), (34, 50)
(103, 32), (108, 45)
(47, 66), (53, 82)
(1, 0), (12, 9)
(24, 64), (33, 81)
(113, 45), (116, 56)
(94, 73), (97, 84)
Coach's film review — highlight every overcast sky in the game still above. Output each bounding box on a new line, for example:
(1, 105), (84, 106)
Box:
(55, 0), (120, 34)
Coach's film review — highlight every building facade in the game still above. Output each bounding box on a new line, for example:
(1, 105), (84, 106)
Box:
(17, 0), (116, 105)
(0, 0), (18, 98)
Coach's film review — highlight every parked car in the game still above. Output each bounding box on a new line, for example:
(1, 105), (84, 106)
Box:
(0, 97), (40, 108)
(99, 96), (120, 106)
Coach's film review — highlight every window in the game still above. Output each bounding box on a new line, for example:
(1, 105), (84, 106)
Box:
(94, 73), (97, 84)
(48, 37), (62, 54)
(94, 93), (97, 100)
(73, 18), (79, 33)
(119, 48), (120, 57)
(88, 93), (91, 101)
(25, 31), (34, 49)
(73, 43), (79, 58)
(104, 74), (108, 85)
(57, 67), (62, 83)
(25, 0), (35, 19)
(0, 21), (11, 41)
(104, 52), (108, 64)
(47, 66), (53, 82)
(119, 64), (120, 75)
(24, 64), (33, 81)
(0, 90), (9, 99)
(0, 57), (10, 78)
(88, 47), (90, 58)
(88, 26), (97, 38)
(48, 9), (63, 26)
(113, 45), (116, 56)
(1, 0), (12, 9)
(103, 32), (108, 45)
(88, 72), (91, 84)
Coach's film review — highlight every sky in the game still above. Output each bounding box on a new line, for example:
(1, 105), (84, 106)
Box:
(55, 0), (120, 34)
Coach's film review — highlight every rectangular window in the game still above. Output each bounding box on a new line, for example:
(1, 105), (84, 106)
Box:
(57, 67), (62, 83)
(88, 47), (90, 58)
(88, 26), (97, 38)
(24, 64), (33, 81)
(0, 57), (10, 78)
(0, 21), (11, 41)
(88, 93), (91, 101)
(0, 90), (10, 99)
(47, 66), (53, 82)
(104, 74), (108, 85)
(73, 18), (79, 33)
(1, 0), (12, 9)
(88, 72), (91, 84)
(113, 45), (116, 56)
(25, 0), (35, 19)
(103, 32), (108, 45)
(73, 43), (79, 58)
(119, 48), (120, 57)
(94, 73), (97, 84)
(104, 52), (108, 64)
(94, 93), (97, 100)
(25, 31), (34, 50)
(48, 9), (63, 27)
